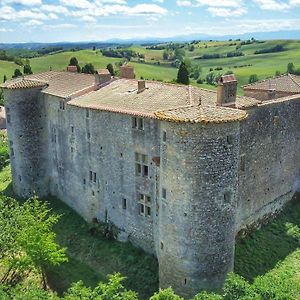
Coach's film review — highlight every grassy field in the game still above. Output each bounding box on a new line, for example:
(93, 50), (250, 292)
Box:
(1, 40), (299, 93)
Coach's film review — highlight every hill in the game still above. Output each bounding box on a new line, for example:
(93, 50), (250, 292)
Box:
(0, 39), (300, 94)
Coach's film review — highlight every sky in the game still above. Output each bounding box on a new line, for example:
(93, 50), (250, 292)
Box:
(0, 0), (300, 43)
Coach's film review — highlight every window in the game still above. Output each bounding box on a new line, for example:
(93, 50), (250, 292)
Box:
(59, 101), (65, 110)
(138, 193), (151, 217)
(7, 114), (11, 124)
(160, 242), (164, 250)
(240, 154), (246, 172)
(11, 147), (14, 157)
(71, 147), (74, 153)
(83, 179), (86, 184)
(224, 191), (232, 204)
(87, 132), (90, 139)
(71, 126), (74, 133)
(89, 171), (93, 181)
(162, 188), (167, 199)
(93, 172), (97, 183)
(132, 117), (144, 130)
(86, 109), (89, 118)
(163, 131), (167, 142)
(135, 153), (149, 177)
(227, 135), (233, 145)
(122, 198), (127, 210)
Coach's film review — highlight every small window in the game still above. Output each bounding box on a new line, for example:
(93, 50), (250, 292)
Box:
(160, 242), (164, 250)
(163, 131), (167, 142)
(18, 175), (22, 182)
(162, 188), (167, 199)
(89, 171), (93, 181)
(93, 172), (97, 183)
(132, 117), (144, 130)
(60, 101), (65, 110)
(86, 109), (89, 118)
(240, 154), (246, 172)
(71, 147), (74, 153)
(7, 114), (11, 124)
(122, 198), (127, 210)
(87, 132), (90, 139)
(135, 152), (149, 177)
(224, 191), (232, 204)
(92, 190), (95, 196)
(71, 126), (74, 133)
(83, 179), (86, 184)
(11, 147), (14, 157)
(138, 193), (151, 217)
(227, 135), (233, 145)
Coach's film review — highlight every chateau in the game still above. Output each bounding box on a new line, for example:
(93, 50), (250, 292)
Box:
(2, 67), (300, 298)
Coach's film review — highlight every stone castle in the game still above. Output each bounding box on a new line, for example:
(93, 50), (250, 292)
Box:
(2, 67), (300, 298)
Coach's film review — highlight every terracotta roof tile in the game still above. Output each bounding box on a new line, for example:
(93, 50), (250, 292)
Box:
(242, 74), (300, 93)
(0, 78), (47, 89)
(155, 105), (247, 124)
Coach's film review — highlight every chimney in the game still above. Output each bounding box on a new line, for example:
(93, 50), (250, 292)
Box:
(267, 89), (276, 100)
(95, 69), (111, 85)
(217, 74), (238, 107)
(137, 80), (146, 93)
(67, 65), (78, 73)
(120, 65), (135, 79)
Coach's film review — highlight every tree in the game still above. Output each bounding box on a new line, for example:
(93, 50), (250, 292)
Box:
(3, 75), (7, 83)
(23, 64), (33, 75)
(69, 57), (79, 66)
(12, 69), (22, 78)
(177, 62), (189, 85)
(206, 72), (216, 85)
(163, 50), (169, 60)
(287, 62), (295, 74)
(150, 288), (183, 300)
(81, 63), (95, 74)
(248, 74), (259, 84)
(106, 63), (114, 76)
(275, 70), (281, 76)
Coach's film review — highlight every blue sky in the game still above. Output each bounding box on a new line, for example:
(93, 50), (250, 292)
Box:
(0, 0), (300, 43)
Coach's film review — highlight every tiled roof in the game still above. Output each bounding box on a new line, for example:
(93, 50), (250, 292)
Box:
(242, 74), (300, 93)
(0, 78), (47, 89)
(69, 79), (255, 123)
(26, 71), (96, 98)
(155, 105), (247, 124)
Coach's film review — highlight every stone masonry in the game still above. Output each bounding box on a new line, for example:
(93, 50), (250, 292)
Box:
(2, 69), (300, 299)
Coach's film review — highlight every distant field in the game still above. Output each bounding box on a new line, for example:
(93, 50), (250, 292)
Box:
(1, 40), (300, 94)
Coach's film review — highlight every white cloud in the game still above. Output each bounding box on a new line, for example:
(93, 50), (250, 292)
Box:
(208, 6), (247, 16)
(290, 0), (300, 4)
(176, 1), (192, 7)
(40, 5), (69, 14)
(196, 0), (242, 7)
(129, 3), (167, 15)
(253, 0), (290, 10)
(26, 19), (43, 26)
(81, 15), (97, 23)
(59, 0), (94, 9)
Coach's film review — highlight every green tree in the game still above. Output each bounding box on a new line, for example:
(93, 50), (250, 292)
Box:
(192, 291), (222, 300)
(275, 70), (281, 76)
(3, 74), (7, 83)
(12, 69), (22, 78)
(150, 288), (183, 300)
(64, 273), (137, 300)
(248, 74), (259, 84)
(206, 72), (216, 85)
(23, 64), (33, 75)
(287, 62), (295, 74)
(82, 63), (95, 74)
(106, 63), (114, 76)
(69, 57), (79, 66)
(163, 50), (169, 60)
(177, 62), (189, 85)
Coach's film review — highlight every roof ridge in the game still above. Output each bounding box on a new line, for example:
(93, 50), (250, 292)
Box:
(288, 73), (300, 87)
(242, 73), (289, 89)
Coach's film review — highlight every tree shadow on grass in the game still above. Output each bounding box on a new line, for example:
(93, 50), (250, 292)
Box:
(234, 193), (300, 281)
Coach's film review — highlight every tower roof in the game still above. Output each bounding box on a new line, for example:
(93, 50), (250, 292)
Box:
(1, 78), (47, 90)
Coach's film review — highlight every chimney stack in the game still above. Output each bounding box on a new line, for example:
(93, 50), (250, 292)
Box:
(217, 74), (238, 107)
(95, 69), (111, 86)
(67, 65), (78, 73)
(120, 65), (135, 79)
(267, 89), (276, 100)
(137, 80), (146, 93)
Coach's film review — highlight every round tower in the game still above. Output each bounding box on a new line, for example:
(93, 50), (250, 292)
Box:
(157, 120), (241, 299)
(2, 80), (50, 198)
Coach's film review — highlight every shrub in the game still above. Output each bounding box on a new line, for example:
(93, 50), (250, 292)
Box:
(192, 291), (222, 300)
(150, 288), (183, 300)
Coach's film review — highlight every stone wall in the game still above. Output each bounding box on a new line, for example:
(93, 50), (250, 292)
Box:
(3, 88), (50, 197)
(157, 121), (240, 299)
(44, 94), (160, 255)
(236, 95), (300, 230)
